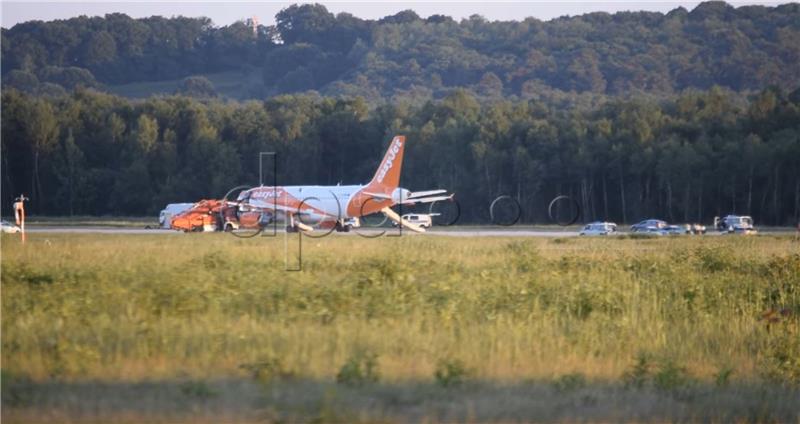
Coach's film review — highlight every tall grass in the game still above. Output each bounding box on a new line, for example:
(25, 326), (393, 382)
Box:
(3, 233), (797, 387)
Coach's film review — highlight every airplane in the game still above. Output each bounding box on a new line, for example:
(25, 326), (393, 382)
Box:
(225, 135), (453, 233)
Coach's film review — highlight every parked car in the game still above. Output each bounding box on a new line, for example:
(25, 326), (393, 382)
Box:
(664, 224), (691, 235)
(630, 219), (667, 232)
(580, 222), (617, 236)
(641, 226), (667, 236)
(1, 220), (21, 233)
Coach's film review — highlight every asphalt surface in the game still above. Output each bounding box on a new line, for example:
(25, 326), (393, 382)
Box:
(23, 226), (579, 236)
(20, 226), (797, 237)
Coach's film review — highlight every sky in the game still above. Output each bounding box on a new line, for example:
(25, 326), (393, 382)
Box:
(0, 1), (786, 28)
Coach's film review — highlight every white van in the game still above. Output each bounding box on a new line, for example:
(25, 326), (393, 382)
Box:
(392, 213), (434, 229)
(159, 203), (195, 228)
(714, 215), (757, 234)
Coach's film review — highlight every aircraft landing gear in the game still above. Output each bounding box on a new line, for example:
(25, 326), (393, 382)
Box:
(334, 221), (352, 233)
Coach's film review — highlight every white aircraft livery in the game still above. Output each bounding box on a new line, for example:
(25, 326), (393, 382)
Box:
(234, 136), (452, 233)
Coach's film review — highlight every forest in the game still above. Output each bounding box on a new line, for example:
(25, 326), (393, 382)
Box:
(2, 2), (800, 99)
(1, 2), (799, 224)
(2, 86), (799, 224)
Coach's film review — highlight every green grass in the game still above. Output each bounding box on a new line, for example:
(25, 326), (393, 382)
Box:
(2, 233), (799, 422)
(19, 216), (157, 228)
(105, 69), (262, 100)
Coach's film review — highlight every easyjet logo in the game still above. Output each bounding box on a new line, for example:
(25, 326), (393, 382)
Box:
(250, 188), (285, 199)
(376, 138), (402, 183)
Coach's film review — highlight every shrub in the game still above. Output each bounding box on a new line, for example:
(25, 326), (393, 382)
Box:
(653, 360), (690, 391)
(434, 358), (470, 387)
(240, 356), (292, 383)
(179, 380), (217, 398)
(336, 351), (379, 386)
(623, 354), (693, 392)
(553, 373), (587, 392)
(714, 365), (734, 387)
(176, 76), (217, 98)
(622, 353), (652, 389)
(694, 246), (730, 273)
(760, 332), (800, 385)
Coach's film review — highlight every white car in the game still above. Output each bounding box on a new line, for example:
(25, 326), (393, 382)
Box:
(579, 222), (617, 236)
(1, 220), (21, 233)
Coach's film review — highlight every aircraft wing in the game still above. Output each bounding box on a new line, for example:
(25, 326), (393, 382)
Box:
(401, 194), (454, 205)
(407, 189), (447, 198)
(364, 190), (453, 205)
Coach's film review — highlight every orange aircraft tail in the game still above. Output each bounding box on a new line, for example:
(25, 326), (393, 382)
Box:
(366, 135), (405, 192)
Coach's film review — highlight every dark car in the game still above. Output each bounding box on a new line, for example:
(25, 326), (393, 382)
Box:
(630, 219), (667, 232)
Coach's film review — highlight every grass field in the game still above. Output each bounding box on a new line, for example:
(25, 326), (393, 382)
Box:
(20, 216), (157, 228)
(105, 70), (262, 100)
(2, 232), (799, 422)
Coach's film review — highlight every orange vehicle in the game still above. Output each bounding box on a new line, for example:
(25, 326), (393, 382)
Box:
(169, 199), (275, 232)
(170, 199), (226, 232)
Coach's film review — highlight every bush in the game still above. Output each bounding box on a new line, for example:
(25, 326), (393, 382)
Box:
(179, 380), (217, 398)
(434, 358), (470, 387)
(553, 373), (587, 392)
(336, 351), (379, 386)
(714, 365), (734, 387)
(622, 353), (652, 389)
(176, 76), (217, 98)
(623, 354), (693, 392)
(653, 360), (690, 392)
(760, 332), (800, 385)
(240, 356), (293, 383)
(39, 66), (99, 89)
(3, 70), (40, 92)
(694, 246), (730, 273)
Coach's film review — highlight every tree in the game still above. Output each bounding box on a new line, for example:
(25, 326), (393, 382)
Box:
(39, 66), (99, 90)
(52, 129), (87, 215)
(176, 76), (217, 98)
(275, 4), (336, 45)
(379, 10), (421, 25)
(3, 70), (40, 93)
(25, 98), (60, 210)
(83, 31), (118, 66)
(135, 114), (159, 153)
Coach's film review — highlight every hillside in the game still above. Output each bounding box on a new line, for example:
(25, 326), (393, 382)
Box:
(2, 2), (800, 223)
(2, 2), (799, 101)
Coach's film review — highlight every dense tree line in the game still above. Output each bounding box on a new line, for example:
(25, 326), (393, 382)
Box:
(2, 2), (799, 100)
(2, 87), (799, 225)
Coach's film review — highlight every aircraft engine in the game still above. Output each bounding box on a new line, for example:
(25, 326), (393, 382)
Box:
(391, 188), (412, 204)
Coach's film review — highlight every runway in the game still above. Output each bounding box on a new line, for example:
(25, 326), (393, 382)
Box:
(20, 225), (796, 237)
(23, 226), (580, 237)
